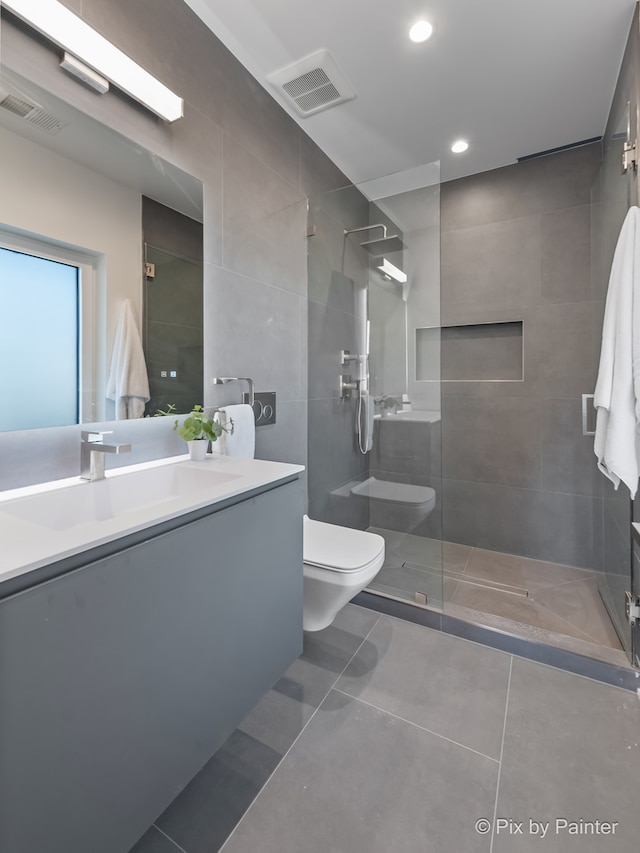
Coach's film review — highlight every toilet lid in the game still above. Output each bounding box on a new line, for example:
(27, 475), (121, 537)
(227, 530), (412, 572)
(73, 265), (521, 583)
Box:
(304, 516), (385, 572)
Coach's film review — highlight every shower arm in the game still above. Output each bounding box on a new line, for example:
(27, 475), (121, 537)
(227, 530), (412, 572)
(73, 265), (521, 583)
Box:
(344, 224), (389, 239)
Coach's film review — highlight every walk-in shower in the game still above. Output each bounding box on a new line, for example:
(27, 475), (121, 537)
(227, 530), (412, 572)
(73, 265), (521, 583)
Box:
(308, 144), (637, 672)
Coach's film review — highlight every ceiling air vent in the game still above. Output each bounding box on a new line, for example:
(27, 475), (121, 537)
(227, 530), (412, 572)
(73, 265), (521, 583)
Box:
(0, 88), (68, 136)
(267, 50), (355, 117)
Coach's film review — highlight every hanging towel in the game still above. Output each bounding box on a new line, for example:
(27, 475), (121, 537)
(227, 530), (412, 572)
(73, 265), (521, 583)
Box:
(106, 299), (150, 419)
(593, 206), (640, 498)
(211, 404), (255, 458)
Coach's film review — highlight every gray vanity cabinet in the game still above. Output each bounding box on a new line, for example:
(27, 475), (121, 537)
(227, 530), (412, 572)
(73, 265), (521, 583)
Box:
(0, 479), (302, 853)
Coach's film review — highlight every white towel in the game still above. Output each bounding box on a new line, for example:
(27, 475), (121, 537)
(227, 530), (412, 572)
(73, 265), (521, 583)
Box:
(593, 206), (640, 498)
(106, 299), (150, 419)
(211, 403), (255, 458)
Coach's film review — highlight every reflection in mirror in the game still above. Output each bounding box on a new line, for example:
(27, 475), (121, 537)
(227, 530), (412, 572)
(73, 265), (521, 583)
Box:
(142, 197), (204, 416)
(0, 66), (203, 433)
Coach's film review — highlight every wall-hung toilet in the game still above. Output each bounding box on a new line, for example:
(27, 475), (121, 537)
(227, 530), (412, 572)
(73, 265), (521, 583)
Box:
(303, 515), (385, 631)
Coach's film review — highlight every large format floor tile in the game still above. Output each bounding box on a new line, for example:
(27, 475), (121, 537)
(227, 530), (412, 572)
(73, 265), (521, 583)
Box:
(222, 690), (499, 853)
(132, 605), (380, 853)
(129, 606), (639, 853)
(336, 616), (511, 759)
(493, 657), (640, 852)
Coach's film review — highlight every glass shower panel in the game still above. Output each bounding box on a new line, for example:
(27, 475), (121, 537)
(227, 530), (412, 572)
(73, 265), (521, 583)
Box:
(591, 51), (638, 661)
(307, 164), (443, 610)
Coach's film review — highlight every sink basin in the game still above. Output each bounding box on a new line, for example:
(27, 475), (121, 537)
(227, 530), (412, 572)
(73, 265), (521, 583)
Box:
(2, 464), (242, 531)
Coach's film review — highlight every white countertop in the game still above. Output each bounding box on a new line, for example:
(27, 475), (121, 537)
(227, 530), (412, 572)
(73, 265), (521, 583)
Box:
(0, 454), (303, 585)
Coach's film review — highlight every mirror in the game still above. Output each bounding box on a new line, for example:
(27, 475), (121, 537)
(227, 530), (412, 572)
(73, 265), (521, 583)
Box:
(0, 65), (204, 432)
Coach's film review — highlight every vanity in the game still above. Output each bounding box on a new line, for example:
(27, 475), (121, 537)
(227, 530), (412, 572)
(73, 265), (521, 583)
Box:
(0, 455), (304, 853)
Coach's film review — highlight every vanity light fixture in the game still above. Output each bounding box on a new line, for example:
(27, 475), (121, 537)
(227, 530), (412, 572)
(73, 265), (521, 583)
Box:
(60, 52), (109, 95)
(2, 0), (184, 121)
(409, 20), (433, 43)
(377, 258), (407, 283)
(451, 139), (469, 153)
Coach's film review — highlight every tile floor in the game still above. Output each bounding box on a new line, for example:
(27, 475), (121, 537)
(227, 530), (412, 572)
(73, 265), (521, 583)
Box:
(130, 605), (640, 853)
(370, 529), (625, 663)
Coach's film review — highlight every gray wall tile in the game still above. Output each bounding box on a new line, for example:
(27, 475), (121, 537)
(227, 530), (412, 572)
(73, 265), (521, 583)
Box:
(205, 266), (304, 405)
(222, 138), (307, 297)
(441, 215), (541, 318)
(540, 399), (601, 496)
(308, 397), (368, 527)
(541, 205), (591, 303)
(308, 301), (357, 401)
(443, 479), (601, 569)
(441, 145), (605, 567)
(526, 302), (598, 397)
(83, 0), (301, 189)
(307, 183), (373, 526)
(370, 420), (434, 484)
(441, 143), (601, 232)
(299, 133), (349, 199)
(443, 397), (541, 489)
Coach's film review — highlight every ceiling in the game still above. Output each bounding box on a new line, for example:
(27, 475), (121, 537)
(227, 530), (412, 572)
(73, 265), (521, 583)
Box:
(183, 0), (637, 189)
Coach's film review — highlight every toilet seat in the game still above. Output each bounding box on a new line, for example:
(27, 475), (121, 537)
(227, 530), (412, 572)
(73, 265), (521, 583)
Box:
(303, 516), (385, 573)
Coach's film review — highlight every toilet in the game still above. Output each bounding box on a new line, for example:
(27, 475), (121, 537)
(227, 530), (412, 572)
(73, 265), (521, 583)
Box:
(303, 515), (385, 632)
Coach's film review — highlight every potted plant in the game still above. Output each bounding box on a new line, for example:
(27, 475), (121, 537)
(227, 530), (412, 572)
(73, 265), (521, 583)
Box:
(173, 405), (233, 461)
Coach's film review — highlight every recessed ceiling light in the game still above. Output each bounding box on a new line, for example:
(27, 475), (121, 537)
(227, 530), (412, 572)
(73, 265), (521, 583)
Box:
(451, 140), (469, 154)
(409, 21), (433, 43)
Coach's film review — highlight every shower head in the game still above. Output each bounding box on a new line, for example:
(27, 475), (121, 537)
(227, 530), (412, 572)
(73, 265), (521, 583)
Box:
(360, 235), (406, 254)
(344, 223), (406, 254)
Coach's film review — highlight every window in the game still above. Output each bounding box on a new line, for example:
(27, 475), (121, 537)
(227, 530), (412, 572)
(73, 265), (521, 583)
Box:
(0, 230), (97, 431)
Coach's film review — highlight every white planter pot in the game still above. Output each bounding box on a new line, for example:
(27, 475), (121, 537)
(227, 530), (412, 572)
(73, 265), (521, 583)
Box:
(187, 440), (208, 461)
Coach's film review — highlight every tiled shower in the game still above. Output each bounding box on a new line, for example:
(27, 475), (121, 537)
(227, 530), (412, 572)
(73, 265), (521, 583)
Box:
(307, 141), (631, 666)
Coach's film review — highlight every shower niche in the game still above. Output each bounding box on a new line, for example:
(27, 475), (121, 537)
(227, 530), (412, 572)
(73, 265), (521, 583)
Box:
(417, 320), (523, 382)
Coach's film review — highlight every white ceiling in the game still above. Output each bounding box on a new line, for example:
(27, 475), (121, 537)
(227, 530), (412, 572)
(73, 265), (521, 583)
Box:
(183, 0), (637, 188)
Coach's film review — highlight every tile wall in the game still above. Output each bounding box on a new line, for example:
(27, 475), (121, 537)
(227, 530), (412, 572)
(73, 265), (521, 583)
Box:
(440, 144), (605, 568)
(307, 186), (370, 528)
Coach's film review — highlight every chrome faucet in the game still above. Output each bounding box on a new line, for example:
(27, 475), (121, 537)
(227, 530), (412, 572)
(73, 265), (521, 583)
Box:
(80, 430), (132, 481)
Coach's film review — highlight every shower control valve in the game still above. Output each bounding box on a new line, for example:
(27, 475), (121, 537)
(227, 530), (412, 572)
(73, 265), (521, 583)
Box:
(341, 349), (359, 365)
(339, 374), (358, 400)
